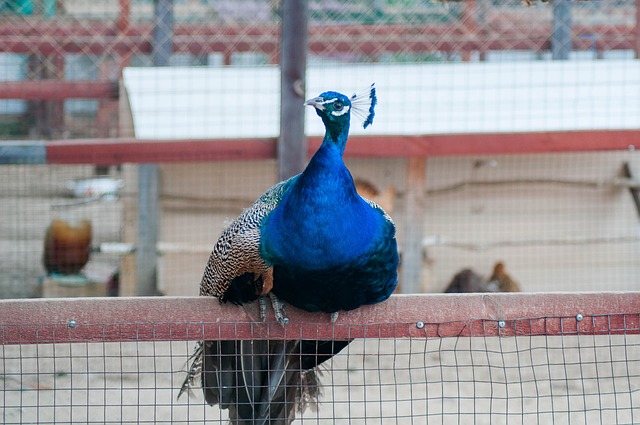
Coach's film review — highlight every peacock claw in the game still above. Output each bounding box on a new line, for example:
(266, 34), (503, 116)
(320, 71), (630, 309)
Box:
(259, 296), (268, 322)
(269, 292), (289, 327)
(330, 311), (340, 323)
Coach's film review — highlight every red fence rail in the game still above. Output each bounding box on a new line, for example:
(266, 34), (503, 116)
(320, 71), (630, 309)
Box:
(1, 293), (639, 345)
(3, 129), (639, 165)
(0, 81), (118, 100)
(0, 21), (636, 59)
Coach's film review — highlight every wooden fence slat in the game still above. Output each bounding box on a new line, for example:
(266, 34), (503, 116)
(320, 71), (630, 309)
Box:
(0, 81), (118, 100)
(27, 129), (640, 165)
(0, 21), (633, 56)
(0, 293), (638, 345)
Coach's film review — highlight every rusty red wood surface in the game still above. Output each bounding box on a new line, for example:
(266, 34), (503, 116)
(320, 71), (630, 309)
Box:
(0, 293), (638, 345)
(46, 137), (278, 164)
(0, 21), (634, 57)
(0, 80), (118, 100)
(43, 130), (639, 165)
(340, 130), (640, 158)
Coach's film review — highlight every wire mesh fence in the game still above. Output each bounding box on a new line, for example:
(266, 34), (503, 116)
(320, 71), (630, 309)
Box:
(0, 0), (637, 138)
(1, 294), (639, 424)
(1, 4), (639, 421)
(0, 1), (639, 294)
(3, 148), (639, 299)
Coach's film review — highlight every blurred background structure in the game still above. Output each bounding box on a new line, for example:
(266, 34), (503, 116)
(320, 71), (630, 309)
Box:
(0, 0), (639, 298)
(1, 2), (640, 424)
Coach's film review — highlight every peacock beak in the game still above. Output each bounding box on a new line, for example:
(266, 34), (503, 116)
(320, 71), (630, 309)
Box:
(304, 97), (325, 110)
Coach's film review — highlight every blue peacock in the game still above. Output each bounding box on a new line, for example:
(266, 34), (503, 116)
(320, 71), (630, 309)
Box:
(179, 84), (399, 425)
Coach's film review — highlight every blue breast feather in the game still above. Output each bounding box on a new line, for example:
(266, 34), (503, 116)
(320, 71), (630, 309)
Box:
(260, 143), (399, 313)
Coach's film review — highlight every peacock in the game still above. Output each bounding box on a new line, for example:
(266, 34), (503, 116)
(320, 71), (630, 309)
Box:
(179, 84), (399, 425)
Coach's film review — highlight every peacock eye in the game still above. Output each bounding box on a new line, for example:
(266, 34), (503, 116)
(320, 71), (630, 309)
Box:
(334, 101), (344, 111)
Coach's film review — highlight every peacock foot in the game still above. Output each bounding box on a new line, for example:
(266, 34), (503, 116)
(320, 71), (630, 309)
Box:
(258, 293), (289, 326)
(269, 292), (289, 326)
(259, 296), (268, 322)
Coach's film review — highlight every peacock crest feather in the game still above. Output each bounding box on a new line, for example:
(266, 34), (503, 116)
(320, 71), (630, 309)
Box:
(350, 83), (377, 128)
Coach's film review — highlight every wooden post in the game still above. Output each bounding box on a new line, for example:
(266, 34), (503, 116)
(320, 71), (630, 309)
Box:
(461, 0), (477, 62)
(49, 54), (65, 137)
(26, 55), (65, 138)
(622, 162), (640, 219)
(401, 157), (426, 294)
(636, 0), (640, 59)
(552, 0), (572, 60)
(116, 0), (132, 74)
(136, 0), (174, 296)
(278, 0), (308, 181)
(95, 60), (120, 175)
(118, 80), (137, 297)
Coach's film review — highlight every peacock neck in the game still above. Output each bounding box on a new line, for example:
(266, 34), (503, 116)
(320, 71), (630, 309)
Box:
(321, 117), (350, 156)
(260, 123), (380, 270)
(300, 133), (353, 197)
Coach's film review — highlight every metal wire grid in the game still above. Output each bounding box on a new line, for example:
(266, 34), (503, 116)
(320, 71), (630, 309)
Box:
(5, 151), (640, 298)
(420, 150), (640, 294)
(2, 313), (639, 424)
(1, 1), (639, 297)
(0, 0), (637, 139)
(307, 0), (636, 62)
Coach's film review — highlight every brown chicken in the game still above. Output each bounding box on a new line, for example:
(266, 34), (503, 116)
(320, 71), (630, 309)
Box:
(444, 268), (489, 293)
(43, 219), (92, 275)
(487, 262), (521, 292)
(445, 262), (521, 293)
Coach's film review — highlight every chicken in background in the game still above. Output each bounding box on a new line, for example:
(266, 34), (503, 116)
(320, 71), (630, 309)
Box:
(486, 261), (521, 292)
(444, 268), (489, 293)
(445, 261), (521, 293)
(43, 219), (92, 275)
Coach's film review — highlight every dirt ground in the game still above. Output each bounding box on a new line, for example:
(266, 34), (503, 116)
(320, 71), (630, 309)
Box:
(2, 336), (638, 424)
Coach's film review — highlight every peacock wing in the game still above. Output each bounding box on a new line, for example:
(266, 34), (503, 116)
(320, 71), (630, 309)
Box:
(200, 176), (299, 301)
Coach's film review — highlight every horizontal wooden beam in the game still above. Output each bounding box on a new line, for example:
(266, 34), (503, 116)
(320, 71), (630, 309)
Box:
(0, 21), (633, 56)
(0, 293), (638, 345)
(45, 137), (278, 164)
(338, 129), (640, 158)
(2, 130), (637, 165)
(0, 80), (118, 100)
(33, 130), (639, 165)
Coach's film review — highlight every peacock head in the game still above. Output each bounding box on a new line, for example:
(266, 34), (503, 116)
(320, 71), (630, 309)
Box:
(304, 84), (377, 133)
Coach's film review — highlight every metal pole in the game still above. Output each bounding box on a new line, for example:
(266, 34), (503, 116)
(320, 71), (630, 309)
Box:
(151, 0), (174, 67)
(278, 0), (308, 181)
(552, 0), (572, 60)
(137, 0), (174, 296)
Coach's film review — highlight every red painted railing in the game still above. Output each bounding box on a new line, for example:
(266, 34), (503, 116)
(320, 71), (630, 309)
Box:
(0, 21), (634, 58)
(0, 81), (118, 100)
(37, 129), (640, 165)
(1, 293), (638, 345)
